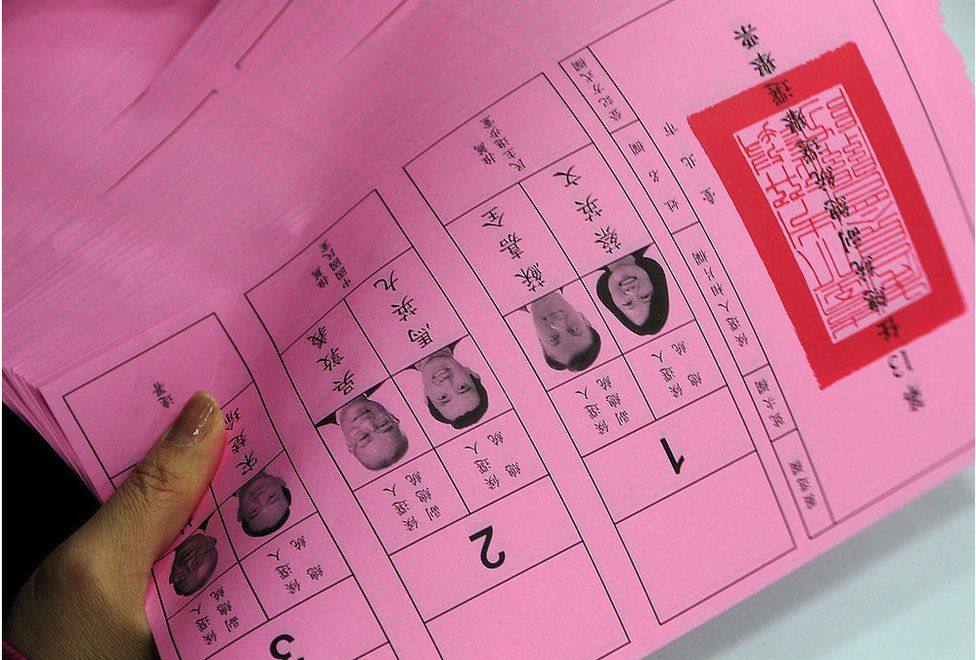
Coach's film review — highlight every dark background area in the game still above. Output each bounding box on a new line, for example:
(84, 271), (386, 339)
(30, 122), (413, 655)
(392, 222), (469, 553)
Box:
(2, 405), (98, 618)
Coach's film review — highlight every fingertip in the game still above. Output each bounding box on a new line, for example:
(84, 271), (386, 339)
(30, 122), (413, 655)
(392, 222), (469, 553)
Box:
(165, 391), (222, 448)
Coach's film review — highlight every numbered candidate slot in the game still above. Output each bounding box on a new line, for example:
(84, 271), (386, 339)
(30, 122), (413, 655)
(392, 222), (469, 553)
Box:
(390, 477), (579, 621)
(208, 578), (389, 660)
(617, 454), (794, 622)
(426, 544), (627, 659)
(585, 387), (753, 522)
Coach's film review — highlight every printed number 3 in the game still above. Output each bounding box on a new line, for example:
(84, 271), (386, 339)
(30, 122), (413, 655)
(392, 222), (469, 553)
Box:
(269, 634), (302, 660)
(468, 525), (506, 569)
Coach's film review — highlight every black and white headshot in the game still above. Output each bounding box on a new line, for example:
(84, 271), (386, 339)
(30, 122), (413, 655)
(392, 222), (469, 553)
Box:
(323, 392), (410, 471)
(528, 290), (602, 372)
(235, 470), (291, 538)
(168, 529), (218, 597)
(411, 342), (489, 429)
(595, 246), (669, 336)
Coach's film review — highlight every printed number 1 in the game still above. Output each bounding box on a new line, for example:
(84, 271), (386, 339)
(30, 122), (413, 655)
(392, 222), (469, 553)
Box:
(660, 436), (684, 474)
(469, 525), (506, 569)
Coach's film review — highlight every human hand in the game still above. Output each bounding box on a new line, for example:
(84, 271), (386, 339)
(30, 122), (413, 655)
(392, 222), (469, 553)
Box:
(5, 392), (225, 659)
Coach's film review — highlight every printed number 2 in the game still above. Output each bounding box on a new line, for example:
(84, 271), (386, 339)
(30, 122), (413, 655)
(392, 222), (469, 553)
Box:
(888, 349), (913, 378)
(468, 525), (506, 569)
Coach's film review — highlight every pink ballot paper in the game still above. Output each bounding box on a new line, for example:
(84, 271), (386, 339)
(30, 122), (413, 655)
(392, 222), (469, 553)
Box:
(28, 0), (972, 658)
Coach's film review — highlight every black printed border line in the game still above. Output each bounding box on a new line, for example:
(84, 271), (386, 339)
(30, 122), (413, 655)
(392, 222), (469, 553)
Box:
(441, 139), (593, 228)
(278, 245), (414, 356)
(561, 42), (819, 515)
(342, 408), (536, 520)
(403, 71), (799, 627)
(558, 43), (837, 539)
(416, 540), (580, 623)
(386, 474), (551, 559)
(352, 408), (515, 492)
(107, 380), (267, 483)
(58, 0), (965, 652)
(492, 229), (660, 316)
(110, 406), (328, 622)
(245, 194), (626, 658)
(400, 479), (579, 621)
(202, 314), (395, 660)
(417, 542), (595, 626)
(163, 510), (329, 621)
(811, 440), (972, 536)
(63, 312), (395, 660)
(536, 318), (696, 401)
(404, 74), (586, 174)
(740, 364), (798, 444)
(514, 177), (653, 418)
(248, 189), (413, 355)
(338, 294), (475, 521)
(425, 136), (703, 414)
(244, 189), (629, 659)
(155, 441), (353, 621)
(580, 383), (728, 462)
(612, 446), (755, 526)
(532, 310), (700, 399)
(407, 119), (732, 441)
(207, 575), (392, 660)
(62, 316), (231, 493)
(249, 203), (504, 656)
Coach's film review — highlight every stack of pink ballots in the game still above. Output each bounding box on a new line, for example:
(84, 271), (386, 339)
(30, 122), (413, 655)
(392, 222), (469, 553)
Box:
(4, 1), (973, 658)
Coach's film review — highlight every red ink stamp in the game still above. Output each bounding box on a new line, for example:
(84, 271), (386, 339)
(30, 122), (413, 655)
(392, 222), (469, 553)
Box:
(690, 43), (963, 387)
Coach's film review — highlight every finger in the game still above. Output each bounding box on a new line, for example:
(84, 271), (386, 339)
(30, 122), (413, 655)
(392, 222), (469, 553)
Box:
(83, 391), (225, 574)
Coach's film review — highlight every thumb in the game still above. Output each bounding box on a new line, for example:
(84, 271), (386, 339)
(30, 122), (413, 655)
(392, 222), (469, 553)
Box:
(83, 391), (226, 576)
